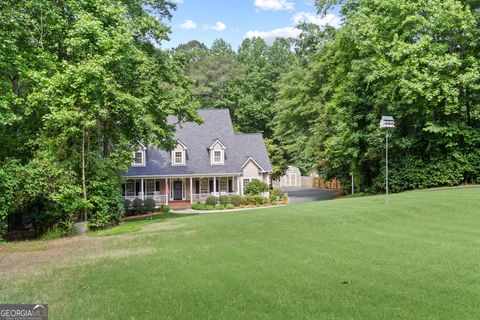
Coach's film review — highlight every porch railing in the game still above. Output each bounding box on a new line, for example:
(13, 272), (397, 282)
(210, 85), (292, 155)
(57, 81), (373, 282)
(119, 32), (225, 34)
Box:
(191, 192), (238, 202)
(123, 194), (167, 204)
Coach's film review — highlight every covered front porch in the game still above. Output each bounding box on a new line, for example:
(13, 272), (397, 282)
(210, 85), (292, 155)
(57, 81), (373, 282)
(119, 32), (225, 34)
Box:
(121, 176), (241, 206)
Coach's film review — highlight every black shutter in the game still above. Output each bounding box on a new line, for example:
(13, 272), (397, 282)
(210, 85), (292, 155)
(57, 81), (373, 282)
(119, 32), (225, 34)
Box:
(228, 179), (233, 193)
(195, 180), (200, 193)
(209, 179), (213, 192)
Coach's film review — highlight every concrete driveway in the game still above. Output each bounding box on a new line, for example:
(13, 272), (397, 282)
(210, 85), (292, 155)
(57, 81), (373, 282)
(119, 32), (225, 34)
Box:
(282, 187), (340, 204)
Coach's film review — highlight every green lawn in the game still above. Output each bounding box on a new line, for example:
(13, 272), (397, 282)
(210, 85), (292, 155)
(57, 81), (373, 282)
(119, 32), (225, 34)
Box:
(1, 187), (480, 319)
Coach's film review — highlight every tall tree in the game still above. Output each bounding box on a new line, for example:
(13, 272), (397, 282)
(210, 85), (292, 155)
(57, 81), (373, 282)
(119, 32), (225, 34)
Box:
(0, 0), (198, 236)
(278, 0), (480, 192)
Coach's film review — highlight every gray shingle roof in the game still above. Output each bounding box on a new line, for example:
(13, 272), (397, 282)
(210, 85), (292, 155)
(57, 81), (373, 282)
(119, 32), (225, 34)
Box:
(123, 109), (272, 177)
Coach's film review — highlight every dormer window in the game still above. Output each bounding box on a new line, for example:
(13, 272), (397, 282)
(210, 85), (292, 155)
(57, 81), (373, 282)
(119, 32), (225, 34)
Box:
(134, 151), (143, 164)
(131, 143), (146, 167)
(209, 139), (226, 165)
(213, 150), (222, 163)
(171, 140), (187, 166)
(174, 151), (184, 165)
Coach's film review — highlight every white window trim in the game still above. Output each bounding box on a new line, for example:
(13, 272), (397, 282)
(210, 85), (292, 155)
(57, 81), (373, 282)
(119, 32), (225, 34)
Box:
(211, 149), (224, 165)
(131, 150), (146, 167)
(242, 177), (260, 195)
(172, 150), (186, 166)
(212, 150), (224, 165)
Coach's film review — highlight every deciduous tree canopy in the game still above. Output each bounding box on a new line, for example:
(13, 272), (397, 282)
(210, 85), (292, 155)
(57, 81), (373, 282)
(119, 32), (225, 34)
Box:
(0, 0), (198, 238)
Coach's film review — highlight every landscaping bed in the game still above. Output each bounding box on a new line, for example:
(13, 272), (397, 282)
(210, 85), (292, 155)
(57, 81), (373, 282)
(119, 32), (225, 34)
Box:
(191, 189), (288, 211)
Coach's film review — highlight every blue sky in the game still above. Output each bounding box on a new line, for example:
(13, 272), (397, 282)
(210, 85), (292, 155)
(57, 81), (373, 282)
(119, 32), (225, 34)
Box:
(161, 0), (341, 50)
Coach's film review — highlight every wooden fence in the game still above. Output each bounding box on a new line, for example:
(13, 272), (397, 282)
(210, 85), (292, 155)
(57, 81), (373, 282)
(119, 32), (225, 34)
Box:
(313, 178), (341, 189)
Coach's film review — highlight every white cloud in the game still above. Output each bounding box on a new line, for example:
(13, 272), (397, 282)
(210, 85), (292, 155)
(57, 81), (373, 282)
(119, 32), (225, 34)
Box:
(179, 19), (197, 30)
(254, 0), (294, 11)
(293, 12), (342, 28)
(211, 21), (226, 31)
(245, 27), (301, 41)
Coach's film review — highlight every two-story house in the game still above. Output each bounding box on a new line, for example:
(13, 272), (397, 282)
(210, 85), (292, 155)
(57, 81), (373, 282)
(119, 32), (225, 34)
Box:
(121, 109), (272, 206)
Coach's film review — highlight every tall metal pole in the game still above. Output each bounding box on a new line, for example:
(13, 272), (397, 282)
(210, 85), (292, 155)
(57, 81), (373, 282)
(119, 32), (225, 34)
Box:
(386, 129), (389, 205)
(351, 172), (354, 195)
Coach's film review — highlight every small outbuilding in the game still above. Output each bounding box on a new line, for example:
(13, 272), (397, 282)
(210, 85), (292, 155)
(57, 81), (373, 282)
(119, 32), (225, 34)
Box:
(277, 166), (302, 187)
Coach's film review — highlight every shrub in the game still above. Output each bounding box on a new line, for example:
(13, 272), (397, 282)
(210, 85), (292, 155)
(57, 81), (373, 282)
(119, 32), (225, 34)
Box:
(123, 199), (132, 216)
(204, 205), (215, 210)
(244, 195), (265, 205)
(225, 204), (235, 209)
(41, 222), (73, 240)
(215, 204), (225, 210)
(228, 195), (242, 207)
(131, 198), (144, 215)
(160, 205), (170, 213)
(205, 196), (219, 206)
(244, 179), (269, 195)
(192, 203), (205, 210)
(219, 195), (230, 205)
(144, 198), (156, 214)
(270, 188), (285, 202)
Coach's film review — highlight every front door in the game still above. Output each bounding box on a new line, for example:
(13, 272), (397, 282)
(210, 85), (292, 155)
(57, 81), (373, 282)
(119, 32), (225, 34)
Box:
(173, 180), (183, 200)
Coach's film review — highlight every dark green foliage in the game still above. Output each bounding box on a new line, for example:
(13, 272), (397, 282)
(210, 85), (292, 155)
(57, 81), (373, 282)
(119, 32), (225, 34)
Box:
(124, 200), (132, 215)
(0, 0), (198, 239)
(228, 195), (243, 207)
(144, 198), (157, 214)
(131, 199), (144, 215)
(244, 180), (269, 196)
(218, 195), (230, 205)
(205, 196), (219, 206)
(175, 37), (295, 137)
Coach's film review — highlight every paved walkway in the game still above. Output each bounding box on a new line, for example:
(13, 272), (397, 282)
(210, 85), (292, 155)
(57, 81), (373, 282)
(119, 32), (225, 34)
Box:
(283, 187), (340, 204)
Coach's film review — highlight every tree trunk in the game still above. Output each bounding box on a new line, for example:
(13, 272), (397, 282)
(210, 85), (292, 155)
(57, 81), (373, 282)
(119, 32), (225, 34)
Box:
(11, 72), (19, 96)
(82, 128), (88, 222)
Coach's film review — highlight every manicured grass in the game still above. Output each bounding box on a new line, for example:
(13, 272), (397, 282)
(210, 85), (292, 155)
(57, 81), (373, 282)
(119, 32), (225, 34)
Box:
(1, 187), (480, 319)
(89, 212), (193, 237)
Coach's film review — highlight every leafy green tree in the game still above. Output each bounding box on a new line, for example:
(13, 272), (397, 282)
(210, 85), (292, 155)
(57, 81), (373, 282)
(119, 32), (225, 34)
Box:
(264, 139), (289, 181)
(279, 0), (480, 192)
(174, 38), (239, 109)
(0, 0), (198, 237)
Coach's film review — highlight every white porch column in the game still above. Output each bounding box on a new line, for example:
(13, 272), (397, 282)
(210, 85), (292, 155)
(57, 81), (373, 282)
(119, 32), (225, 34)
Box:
(190, 177), (193, 204)
(140, 178), (144, 200)
(237, 175), (241, 195)
(213, 176), (217, 196)
(165, 178), (168, 205)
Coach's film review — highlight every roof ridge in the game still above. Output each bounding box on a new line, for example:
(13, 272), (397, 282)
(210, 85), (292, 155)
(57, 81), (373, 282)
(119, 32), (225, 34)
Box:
(234, 133), (263, 136)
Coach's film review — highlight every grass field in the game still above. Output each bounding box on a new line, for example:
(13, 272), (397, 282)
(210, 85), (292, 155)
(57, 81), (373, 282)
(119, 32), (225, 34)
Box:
(1, 187), (480, 319)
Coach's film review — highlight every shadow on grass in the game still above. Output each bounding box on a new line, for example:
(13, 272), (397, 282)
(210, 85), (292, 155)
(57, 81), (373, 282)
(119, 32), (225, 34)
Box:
(89, 212), (196, 237)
